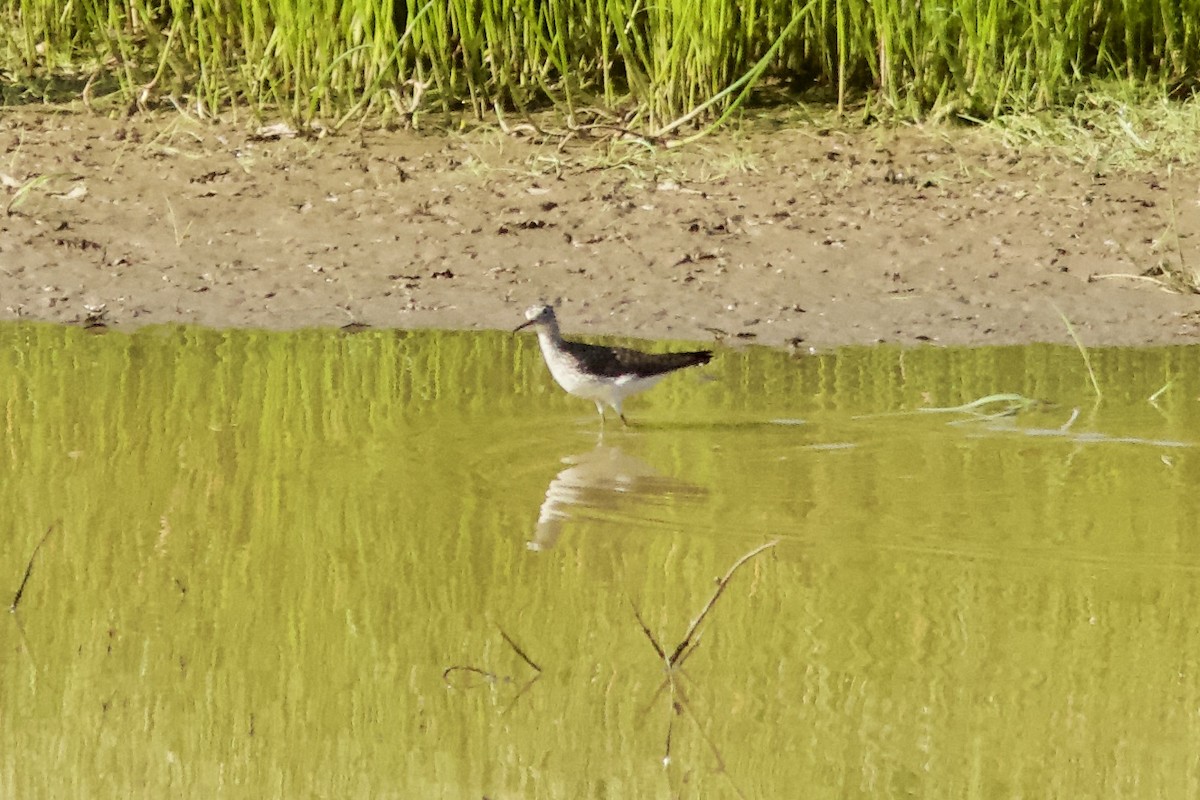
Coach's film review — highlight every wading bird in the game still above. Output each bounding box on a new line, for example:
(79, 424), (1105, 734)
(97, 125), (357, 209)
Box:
(515, 304), (712, 426)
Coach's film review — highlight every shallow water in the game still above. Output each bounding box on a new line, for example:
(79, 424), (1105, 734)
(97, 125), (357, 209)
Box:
(2, 324), (1198, 798)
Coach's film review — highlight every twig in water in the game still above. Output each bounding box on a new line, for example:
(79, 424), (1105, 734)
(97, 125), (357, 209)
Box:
(11, 524), (56, 613)
(497, 625), (542, 674)
(668, 540), (778, 667)
(628, 543), (774, 794)
(631, 600), (667, 662)
(672, 629), (705, 669)
(441, 665), (504, 687)
(443, 625), (543, 690)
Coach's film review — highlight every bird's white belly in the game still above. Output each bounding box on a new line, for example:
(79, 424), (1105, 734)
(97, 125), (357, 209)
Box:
(560, 371), (667, 404)
(539, 338), (666, 404)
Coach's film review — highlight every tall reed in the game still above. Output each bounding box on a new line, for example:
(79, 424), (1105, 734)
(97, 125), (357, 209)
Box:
(3, 0), (1199, 128)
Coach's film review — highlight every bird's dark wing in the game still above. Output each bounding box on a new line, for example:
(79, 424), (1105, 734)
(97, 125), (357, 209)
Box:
(560, 340), (712, 379)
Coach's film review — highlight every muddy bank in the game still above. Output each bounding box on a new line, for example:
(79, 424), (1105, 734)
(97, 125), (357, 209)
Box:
(1, 110), (1197, 348)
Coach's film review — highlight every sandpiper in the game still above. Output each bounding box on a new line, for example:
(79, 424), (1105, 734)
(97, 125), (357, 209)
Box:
(514, 304), (713, 425)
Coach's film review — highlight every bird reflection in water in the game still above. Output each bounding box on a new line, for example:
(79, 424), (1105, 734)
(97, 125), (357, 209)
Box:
(529, 443), (706, 551)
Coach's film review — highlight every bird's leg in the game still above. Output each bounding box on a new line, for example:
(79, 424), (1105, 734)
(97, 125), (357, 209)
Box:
(614, 402), (630, 427)
(595, 401), (607, 425)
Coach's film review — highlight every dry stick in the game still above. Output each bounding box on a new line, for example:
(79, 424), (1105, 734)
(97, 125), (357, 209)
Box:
(441, 665), (504, 686)
(11, 524), (56, 613)
(672, 628), (705, 669)
(497, 625), (542, 674)
(443, 625), (542, 689)
(668, 540), (778, 667)
(630, 600), (667, 662)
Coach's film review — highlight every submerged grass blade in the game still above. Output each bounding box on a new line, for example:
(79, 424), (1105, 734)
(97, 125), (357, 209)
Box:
(1052, 303), (1103, 399)
(860, 393), (1041, 422)
(917, 393), (1043, 419)
(1148, 381), (1173, 405)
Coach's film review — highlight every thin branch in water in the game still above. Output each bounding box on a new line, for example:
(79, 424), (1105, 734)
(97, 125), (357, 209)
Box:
(672, 628), (705, 669)
(443, 625), (542, 691)
(668, 540), (778, 667)
(442, 665), (505, 687)
(630, 599), (667, 662)
(497, 625), (542, 674)
(11, 523), (56, 614)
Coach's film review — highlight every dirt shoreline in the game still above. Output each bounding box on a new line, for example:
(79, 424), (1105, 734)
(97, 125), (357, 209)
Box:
(1, 110), (1198, 349)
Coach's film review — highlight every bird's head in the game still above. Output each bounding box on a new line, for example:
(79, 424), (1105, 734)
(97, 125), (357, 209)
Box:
(514, 304), (557, 332)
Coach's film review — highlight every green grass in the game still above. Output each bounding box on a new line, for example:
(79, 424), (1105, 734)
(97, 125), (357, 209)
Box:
(3, 0), (1200, 132)
(1053, 303), (1104, 399)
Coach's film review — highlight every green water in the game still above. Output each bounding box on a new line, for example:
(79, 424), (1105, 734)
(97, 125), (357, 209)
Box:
(1, 324), (1198, 798)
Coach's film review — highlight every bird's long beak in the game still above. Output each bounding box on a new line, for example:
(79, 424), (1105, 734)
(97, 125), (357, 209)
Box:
(513, 319), (536, 333)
